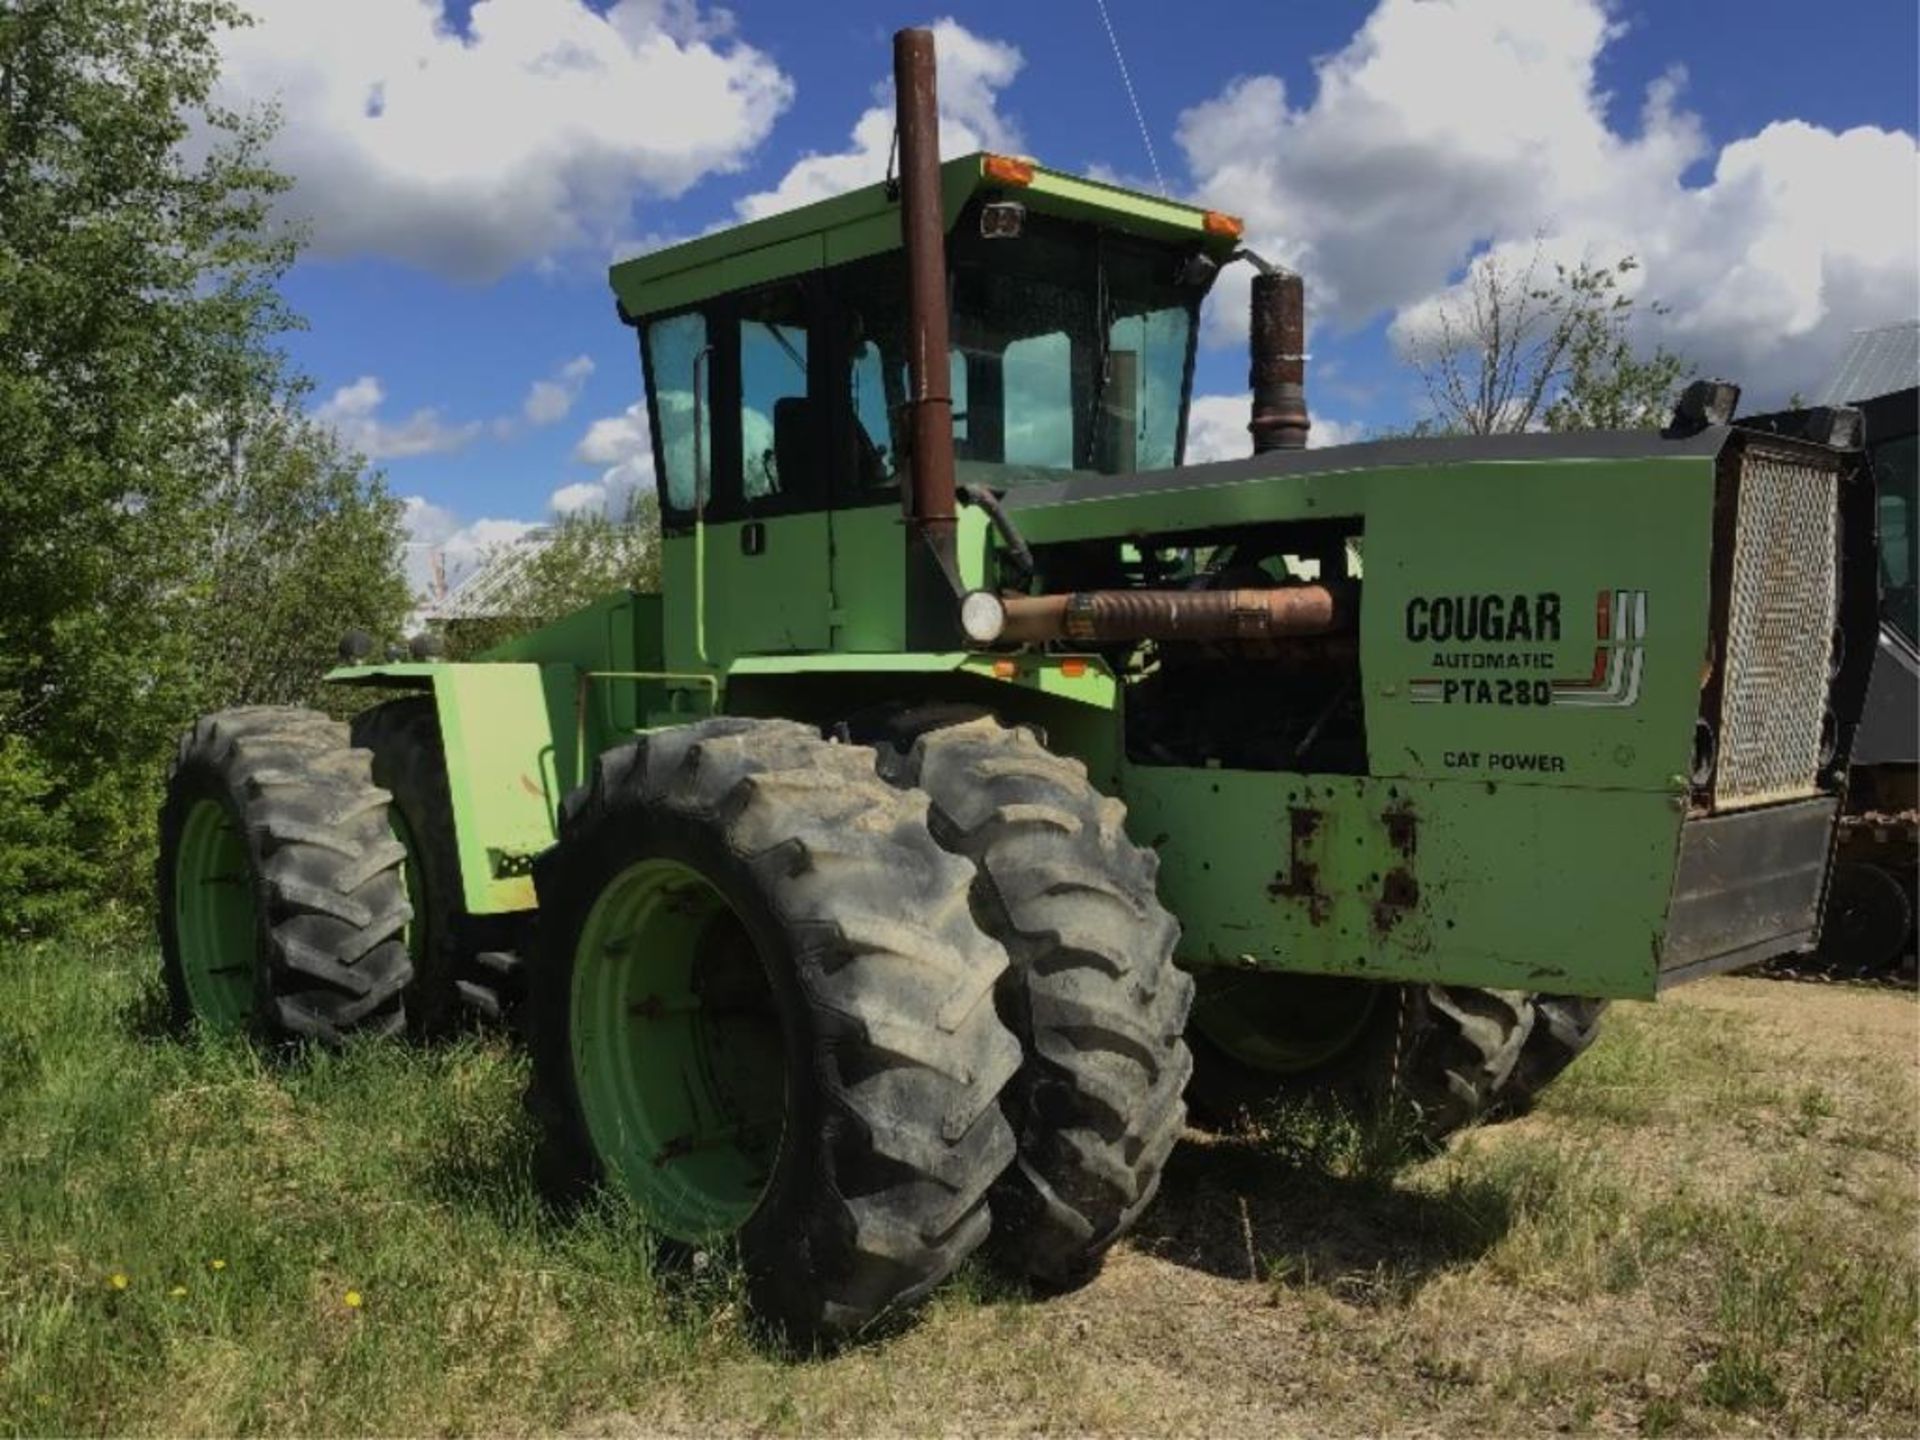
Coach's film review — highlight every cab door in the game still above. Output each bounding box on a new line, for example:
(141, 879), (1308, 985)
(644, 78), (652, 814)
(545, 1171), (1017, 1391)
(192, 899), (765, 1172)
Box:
(703, 278), (836, 657)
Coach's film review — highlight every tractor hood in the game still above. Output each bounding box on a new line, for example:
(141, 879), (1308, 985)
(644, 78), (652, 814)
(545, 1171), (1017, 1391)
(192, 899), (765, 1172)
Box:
(989, 426), (1733, 546)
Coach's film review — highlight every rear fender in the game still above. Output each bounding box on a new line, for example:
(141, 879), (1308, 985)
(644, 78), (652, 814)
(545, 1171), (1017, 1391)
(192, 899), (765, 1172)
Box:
(329, 663), (566, 914)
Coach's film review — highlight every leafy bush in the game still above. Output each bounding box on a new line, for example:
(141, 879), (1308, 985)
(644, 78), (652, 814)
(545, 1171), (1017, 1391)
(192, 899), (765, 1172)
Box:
(0, 1), (412, 934)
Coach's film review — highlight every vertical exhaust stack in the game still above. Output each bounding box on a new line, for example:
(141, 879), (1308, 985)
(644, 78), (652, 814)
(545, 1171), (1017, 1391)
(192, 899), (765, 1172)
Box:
(1249, 269), (1310, 452)
(893, 27), (962, 643)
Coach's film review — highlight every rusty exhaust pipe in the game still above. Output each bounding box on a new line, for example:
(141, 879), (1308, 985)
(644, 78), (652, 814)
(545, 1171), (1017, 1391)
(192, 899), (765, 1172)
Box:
(1249, 269), (1310, 452)
(999, 584), (1353, 645)
(890, 41), (1325, 649)
(893, 28), (962, 643)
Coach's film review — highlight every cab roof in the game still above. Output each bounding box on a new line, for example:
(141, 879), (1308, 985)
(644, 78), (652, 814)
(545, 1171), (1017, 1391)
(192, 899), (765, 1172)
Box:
(608, 152), (1241, 322)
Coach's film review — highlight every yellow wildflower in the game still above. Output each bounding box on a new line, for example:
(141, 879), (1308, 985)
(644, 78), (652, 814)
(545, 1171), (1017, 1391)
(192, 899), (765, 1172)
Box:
(109, 1273), (128, 1291)
(170, 1286), (188, 1298)
(209, 1259), (227, 1272)
(344, 1290), (363, 1310)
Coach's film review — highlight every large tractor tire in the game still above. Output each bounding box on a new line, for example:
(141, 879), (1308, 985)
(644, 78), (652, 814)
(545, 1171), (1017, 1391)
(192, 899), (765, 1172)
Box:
(157, 706), (412, 1043)
(526, 717), (1021, 1345)
(1188, 974), (1606, 1143)
(1812, 858), (1915, 978)
(352, 696), (522, 1034)
(880, 713), (1194, 1289)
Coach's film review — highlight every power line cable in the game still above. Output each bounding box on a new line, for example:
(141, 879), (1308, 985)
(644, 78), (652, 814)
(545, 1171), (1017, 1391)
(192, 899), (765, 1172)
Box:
(1091, 0), (1166, 197)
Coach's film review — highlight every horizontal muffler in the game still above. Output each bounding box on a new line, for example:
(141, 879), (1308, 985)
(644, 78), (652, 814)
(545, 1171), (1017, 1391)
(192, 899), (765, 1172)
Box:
(997, 584), (1352, 644)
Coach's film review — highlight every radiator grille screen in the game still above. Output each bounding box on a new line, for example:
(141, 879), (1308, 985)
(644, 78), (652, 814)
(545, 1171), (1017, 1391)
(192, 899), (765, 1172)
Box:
(1713, 448), (1839, 809)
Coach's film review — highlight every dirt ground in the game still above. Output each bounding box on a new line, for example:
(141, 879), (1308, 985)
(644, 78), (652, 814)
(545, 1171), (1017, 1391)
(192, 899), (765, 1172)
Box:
(1030, 977), (1920, 1437)
(590, 975), (1920, 1437)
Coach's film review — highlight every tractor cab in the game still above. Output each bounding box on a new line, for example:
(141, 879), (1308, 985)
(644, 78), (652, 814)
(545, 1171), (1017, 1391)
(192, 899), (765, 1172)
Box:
(608, 155), (1241, 665)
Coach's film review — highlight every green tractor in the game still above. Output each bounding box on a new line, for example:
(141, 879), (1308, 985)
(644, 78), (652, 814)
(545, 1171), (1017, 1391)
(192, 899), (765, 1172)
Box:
(156, 30), (1881, 1342)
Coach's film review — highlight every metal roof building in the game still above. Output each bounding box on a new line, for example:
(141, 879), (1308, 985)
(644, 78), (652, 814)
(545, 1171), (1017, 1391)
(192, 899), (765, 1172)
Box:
(419, 529), (558, 623)
(1822, 321), (1920, 405)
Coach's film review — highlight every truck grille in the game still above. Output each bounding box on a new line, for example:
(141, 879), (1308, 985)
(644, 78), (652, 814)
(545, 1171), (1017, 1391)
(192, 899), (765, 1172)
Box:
(1713, 447), (1839, 809)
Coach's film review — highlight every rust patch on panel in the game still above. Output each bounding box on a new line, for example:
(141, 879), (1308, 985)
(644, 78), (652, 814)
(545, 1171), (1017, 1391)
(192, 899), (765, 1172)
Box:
(1373, 868), (1421, 933)
(1269, 806), (1330, 925)
(1374, 801), (1421, 934)
(1383, 800), (1418, 858)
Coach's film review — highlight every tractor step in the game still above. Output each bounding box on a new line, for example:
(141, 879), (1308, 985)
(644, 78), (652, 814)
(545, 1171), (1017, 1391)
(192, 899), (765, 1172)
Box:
(455, 980), (504, 1018)
(475, 949), (523, 977)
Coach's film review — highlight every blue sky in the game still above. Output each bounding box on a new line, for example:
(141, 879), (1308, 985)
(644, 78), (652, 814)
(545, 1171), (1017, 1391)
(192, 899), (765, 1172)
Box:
(215, 1), (1919, 590)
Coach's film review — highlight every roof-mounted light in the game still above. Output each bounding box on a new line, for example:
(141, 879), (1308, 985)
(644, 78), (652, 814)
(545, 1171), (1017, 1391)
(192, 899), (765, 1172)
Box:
(1203, 210), (1245, 239)
(983, 153), (1036, 187)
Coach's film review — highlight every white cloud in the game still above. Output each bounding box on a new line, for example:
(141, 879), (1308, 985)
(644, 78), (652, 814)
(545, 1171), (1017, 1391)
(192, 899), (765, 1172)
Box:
(399, 496), (537, 598)
(1177, 0), (1919, 404)
(315, 376), (480, 459)
(391, 393), (660, 602)
(1184, 394), (1251, 464)
(575, 402), (650, 466)
(556, 400), (656, 515)
(217, 0), (794, 280)
(1185, 394), (1360, 463)
(735, 19), (1023, 222)
(523, 355), (596, 425)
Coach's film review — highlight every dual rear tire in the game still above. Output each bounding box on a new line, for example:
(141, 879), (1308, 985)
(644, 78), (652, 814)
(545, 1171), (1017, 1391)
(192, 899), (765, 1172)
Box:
(352, 697), (523, 1033)
(1188, 973), (1606, 1142)
(527, 714), (1194, 1339)
(883, 715), (1193, 1288)
(527, 719), (1023, 1343)
(157, 707), (412, 1043)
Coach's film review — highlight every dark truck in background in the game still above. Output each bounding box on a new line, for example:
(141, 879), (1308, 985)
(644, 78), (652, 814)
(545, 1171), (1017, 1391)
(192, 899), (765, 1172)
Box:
(1807, 325), (1917, 977)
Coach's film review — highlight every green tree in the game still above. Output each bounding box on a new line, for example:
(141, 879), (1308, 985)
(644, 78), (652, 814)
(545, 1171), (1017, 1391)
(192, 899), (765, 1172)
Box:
(185, 409), (412, 710)
(1403, 245), (1688, 435)
(505, 496), (664, 617)
(441, 497), (663, 659)
(0, 0), (409, 933)
(1541, 261), (1688, 433)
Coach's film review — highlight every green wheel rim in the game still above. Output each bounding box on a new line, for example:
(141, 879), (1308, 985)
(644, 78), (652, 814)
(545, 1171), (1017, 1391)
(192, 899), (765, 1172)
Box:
(570, 857), (788, 1240)
(173, 797), (259, 1028)
(1192, 973), (1382, 1074)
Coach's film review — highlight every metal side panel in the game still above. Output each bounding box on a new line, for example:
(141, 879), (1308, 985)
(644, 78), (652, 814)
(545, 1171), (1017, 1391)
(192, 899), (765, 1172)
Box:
(1658, 797), (1839, 986)
(1852, 627), (1919, 766)
(332, 662), (569, 914)
(1122, 766), (1682, 999)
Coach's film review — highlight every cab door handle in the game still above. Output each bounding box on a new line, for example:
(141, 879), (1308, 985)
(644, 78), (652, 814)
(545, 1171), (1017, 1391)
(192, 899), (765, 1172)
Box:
(741, 522), (766, 556)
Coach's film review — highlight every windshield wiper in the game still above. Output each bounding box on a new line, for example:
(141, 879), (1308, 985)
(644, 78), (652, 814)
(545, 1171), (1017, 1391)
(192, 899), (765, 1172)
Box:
(1082, 241), (1113, 470)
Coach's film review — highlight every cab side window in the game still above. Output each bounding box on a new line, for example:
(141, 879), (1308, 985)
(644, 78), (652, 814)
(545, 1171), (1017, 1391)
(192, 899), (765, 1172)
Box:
(736, 286), (815, 507)
(644, 285), (833, 526)
(643, 311), (711, 514)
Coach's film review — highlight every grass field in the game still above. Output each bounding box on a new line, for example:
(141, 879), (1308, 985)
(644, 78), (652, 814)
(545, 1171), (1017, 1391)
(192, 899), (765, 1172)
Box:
(1, 937), (1914, 1436)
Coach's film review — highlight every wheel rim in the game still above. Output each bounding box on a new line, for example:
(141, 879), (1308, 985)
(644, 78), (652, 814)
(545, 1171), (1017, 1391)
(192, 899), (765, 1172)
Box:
(570, 858), (788, 1240)
(1191, 972), (1381, 1074)
(173, 797), (259, 1028)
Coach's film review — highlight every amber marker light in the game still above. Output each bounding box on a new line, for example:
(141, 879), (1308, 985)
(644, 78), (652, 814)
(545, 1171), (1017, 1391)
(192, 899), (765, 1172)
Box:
(1059, 659), (1089, 678)
(1203, 210), (1244, 238)
(983, 154), (1036, 187)
(992, 659), (1019, 679)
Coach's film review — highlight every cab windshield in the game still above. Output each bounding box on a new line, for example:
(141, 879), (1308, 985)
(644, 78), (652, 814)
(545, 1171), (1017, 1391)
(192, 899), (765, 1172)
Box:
(944, 209), (1199, 475)
(839, 209), (1203, 487)
(643, 209), (1210, 526)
